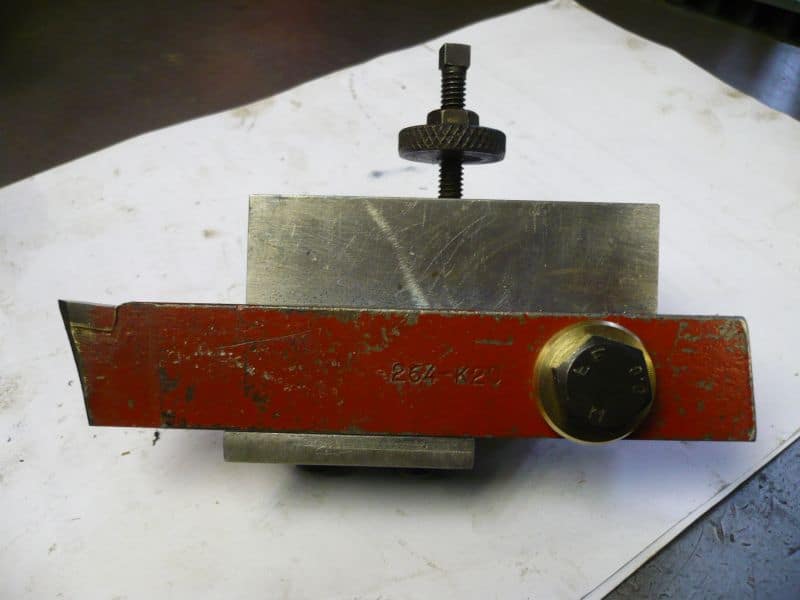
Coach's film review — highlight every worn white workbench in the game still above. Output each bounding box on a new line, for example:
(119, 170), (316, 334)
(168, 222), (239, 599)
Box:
(2, 1), (799, 597)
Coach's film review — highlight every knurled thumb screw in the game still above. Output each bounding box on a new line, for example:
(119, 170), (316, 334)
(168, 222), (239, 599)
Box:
(398, 43), (506, 199)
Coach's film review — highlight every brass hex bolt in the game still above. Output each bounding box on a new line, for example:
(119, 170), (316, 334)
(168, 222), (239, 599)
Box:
(535, 321), (656, 443)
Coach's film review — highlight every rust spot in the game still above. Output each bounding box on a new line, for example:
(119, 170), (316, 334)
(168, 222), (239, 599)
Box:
(184, 386), (194, 403)
(696, 380), (714, 391)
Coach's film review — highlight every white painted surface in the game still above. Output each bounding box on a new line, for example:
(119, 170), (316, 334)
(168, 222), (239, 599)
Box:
(2, 1), (799, 597)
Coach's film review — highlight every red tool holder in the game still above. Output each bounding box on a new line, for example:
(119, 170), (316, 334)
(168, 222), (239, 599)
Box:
(61, 301), (754, 441)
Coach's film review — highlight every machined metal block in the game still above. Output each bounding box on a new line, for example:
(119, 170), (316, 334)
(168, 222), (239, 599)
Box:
(247, 196), (659, 313)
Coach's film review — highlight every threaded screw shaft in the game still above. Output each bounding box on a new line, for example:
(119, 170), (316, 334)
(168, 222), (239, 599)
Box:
(438, 64), (467, 198)
(440, 66), (466, 109)
(439, 157), (463, 199)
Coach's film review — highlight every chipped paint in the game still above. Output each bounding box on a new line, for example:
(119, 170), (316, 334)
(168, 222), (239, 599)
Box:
(63, 302), (755, 441)
(157, 367), (178, 393)
(403, 313), (419, 326)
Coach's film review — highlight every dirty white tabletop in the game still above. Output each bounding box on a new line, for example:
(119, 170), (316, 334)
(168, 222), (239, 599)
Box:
(2, 1), (799, 598)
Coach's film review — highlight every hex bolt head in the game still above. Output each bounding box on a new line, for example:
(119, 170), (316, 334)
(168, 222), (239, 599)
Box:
(535, 321), (656, 443)
(554, 337), (652, 436)
(439, 43), (471, 70)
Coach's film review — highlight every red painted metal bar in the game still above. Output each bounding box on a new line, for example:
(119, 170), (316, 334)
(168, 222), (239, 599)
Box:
(60, 301), (755, 441)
